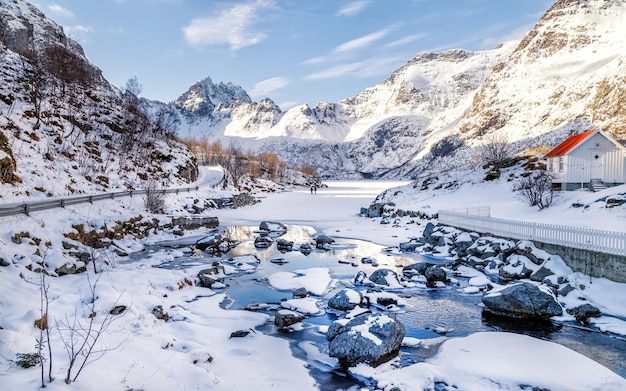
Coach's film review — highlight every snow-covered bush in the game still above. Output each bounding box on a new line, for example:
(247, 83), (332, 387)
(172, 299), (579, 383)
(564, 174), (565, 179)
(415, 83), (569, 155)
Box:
(513, 170), (555, 209)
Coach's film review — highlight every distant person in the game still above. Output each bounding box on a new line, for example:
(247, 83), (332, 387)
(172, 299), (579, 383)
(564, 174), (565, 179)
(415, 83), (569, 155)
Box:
(310, 186), (314, 194)
(313, 185), (317, 194)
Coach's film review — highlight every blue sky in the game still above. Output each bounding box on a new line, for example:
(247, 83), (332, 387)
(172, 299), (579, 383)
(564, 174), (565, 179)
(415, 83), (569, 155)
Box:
(35, 0), (552, 109)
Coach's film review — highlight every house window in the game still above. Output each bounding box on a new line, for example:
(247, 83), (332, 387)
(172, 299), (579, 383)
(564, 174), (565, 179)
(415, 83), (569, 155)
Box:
(559, 156), (564, 172)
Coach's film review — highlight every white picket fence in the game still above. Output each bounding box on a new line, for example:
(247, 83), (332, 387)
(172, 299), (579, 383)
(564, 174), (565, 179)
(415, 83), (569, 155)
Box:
(438, 209), (626, 257)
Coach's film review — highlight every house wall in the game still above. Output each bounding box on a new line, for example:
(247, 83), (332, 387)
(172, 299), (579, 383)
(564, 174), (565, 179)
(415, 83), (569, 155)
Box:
(551, 132), (626, 188)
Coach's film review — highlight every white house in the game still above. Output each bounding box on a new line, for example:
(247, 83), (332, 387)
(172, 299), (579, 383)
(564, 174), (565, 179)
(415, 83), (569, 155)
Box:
(545, 129), (626, 191)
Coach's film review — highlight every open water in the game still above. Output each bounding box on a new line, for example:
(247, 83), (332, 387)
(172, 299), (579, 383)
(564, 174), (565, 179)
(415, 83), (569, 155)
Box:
(152, 224), (626, 388)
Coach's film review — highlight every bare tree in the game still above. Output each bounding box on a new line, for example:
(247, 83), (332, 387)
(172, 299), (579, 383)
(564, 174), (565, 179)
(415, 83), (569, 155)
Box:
(56, 274), (123, 384)
(478, 131), (514, 169)
(42, 44), (95, 95)
(259, 152), (279, 181)
(122, 76), (142, 97)
(24, 251), (55, 386)
(144, 179), (165, 214)
(225, 139), (246, 187)
(513, 170), (555, 209)
(31, 265), (53, 387)
(298, 164), (318, 177)
(21, 54), (48, 126)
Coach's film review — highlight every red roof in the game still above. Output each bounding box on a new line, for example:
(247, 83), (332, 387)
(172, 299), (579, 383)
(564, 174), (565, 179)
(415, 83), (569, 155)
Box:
(544, 129), (596, 158)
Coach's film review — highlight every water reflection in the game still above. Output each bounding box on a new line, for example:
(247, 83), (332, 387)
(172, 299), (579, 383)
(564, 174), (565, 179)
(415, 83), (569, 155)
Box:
(145, 224), (626, 383)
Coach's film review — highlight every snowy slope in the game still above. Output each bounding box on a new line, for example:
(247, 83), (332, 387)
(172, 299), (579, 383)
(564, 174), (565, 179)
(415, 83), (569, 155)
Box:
(458, 0), (626, 141)
(0, 0), (197, 203)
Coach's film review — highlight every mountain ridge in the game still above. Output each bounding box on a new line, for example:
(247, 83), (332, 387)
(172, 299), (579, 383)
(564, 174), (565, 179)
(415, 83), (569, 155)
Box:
(160, 0), (626, 180)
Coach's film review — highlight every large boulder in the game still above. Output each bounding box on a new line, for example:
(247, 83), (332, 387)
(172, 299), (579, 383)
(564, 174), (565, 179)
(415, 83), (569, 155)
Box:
(566, 304), (602, 324)
(276, 238), (294, 252)
(254, 236), (273, 249)
(274, 309), (304, 329)
(399, 241), (421, 252)
(514, 241), (548, 265)
(197, 263), (226, 288)
(369, 269), (401, 287)
(314, 235), (335, 249)
(328, 289), (363, 311)
(326, 313), (405, 368)
(422, 222), (436, 242)
(194, 234), (220, 251)
(55, 262), (87, 276)
(530, 265), (555, 282)
(424, 265), (447, 287)
(402, 262), (429, 278)
(259, 221), (287, 233)
(453, 232), (479, 256)
(467, 237), (515, 259)
(482, 282), (562, 319)
(299, 243), (313, 255)
(499, 254), (534, 280)
(195, 233), (237, 254)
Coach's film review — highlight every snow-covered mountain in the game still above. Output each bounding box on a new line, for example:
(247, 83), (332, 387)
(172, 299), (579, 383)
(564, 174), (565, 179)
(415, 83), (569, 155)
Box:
(163, 45), (514, 179)
(458, 0), (626, 142)
(164, 0), (626, 179)
(0, 0), (197, 201)
(4, 0), (625, 185)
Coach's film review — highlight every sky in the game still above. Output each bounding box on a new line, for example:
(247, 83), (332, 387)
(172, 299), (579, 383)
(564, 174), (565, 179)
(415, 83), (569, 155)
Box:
(33, 0), (551, 109)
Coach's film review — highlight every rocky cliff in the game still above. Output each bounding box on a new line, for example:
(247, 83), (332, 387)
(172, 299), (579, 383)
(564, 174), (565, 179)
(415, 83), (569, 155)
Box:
(0, 0), (197, 200)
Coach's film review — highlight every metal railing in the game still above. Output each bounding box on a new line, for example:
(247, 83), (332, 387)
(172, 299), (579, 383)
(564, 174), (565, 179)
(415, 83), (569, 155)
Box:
(438, 209), (626, 257)
(0, 186), (199, 217)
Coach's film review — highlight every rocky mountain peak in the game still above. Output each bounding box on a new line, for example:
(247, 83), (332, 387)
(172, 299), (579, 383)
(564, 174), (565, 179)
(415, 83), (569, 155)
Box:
(0, 0), (84, 58)
(173, 76), (252, 117)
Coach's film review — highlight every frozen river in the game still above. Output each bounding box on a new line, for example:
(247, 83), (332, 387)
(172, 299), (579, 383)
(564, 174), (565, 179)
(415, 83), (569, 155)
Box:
(147, 181), (626, 389)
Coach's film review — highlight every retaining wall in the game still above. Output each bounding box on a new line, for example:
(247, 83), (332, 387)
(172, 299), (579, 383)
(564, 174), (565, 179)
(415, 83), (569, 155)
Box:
(534, 241), (626, 284)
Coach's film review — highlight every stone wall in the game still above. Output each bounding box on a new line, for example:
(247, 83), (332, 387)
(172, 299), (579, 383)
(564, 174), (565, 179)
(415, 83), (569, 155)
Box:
(534, 241), (626, 283)
(170, 216), (219, 230)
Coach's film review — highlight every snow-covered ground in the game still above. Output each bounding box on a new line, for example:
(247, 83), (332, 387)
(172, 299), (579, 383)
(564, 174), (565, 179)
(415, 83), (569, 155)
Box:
(1, 177), (625, 390)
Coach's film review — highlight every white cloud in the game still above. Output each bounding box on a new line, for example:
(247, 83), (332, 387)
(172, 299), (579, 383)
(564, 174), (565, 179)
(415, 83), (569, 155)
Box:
(64, 25), (94, 42)
(334, 27), (392, 53)
(387, 33), (428, 48)
(48, 4), (74, 18)
(65, 25), (94, 34)
(305, 56), (403, 81)
(183, 0), (274, 51)
(302, 56), (327, 65)
(250, 76), (290, 97)
(336, 0), (372, 17)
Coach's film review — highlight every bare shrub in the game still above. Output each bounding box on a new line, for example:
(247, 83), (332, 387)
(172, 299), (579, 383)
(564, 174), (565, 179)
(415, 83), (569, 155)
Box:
(56, 274), (123, 384)
(478, 132), (514, 169)
(513, 170), (555, 209)
(298, 164), (318, 177)
(144, 180), (165, 214)
(38, 270), (53, 385)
